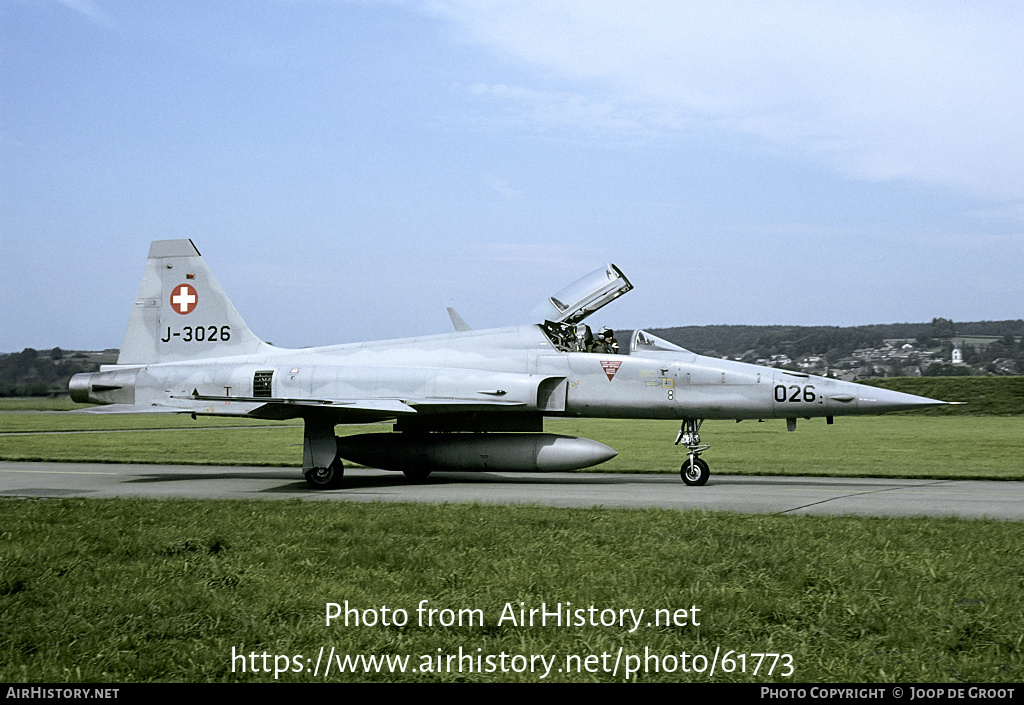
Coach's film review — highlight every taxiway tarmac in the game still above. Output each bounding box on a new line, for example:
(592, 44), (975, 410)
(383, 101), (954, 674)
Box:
(1, 461), (1022, 520)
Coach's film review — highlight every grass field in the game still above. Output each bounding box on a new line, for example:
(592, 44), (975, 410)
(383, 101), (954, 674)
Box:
(2, 498), (1022, 683)
(1, 383), (1022, 683)
(862, 376), (1024, 416)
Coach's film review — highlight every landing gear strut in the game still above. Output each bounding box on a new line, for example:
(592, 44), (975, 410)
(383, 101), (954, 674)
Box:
(303, 417), (344, 490)
(675, 419), (710, 486)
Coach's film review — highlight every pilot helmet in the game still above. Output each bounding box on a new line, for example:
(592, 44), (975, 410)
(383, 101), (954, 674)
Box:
(599, 327), (614, 339)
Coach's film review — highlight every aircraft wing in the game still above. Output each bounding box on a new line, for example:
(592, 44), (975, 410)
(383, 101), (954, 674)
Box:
(71, 395), (421, 421)
(249, 396), (527, 422)
(179, 392), (414, 411)
(168, 391), (527, 423)
(71, 403), (195, 414)
(161, 392), (416, 422)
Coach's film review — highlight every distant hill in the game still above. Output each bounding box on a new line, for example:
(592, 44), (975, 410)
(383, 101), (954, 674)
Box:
(646, 319), (1024, 378)
(649, 324), (886, 359)
(0, 349), (118, 397)
(648, 320), (1024, 358)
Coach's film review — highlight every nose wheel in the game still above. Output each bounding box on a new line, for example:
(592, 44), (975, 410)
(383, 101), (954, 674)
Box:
(675, 419), (710, 486)
(680, 456), (710, 486)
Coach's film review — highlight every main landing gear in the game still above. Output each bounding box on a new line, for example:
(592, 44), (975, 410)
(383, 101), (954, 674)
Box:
(303, 418), (345, 490)
(675, 419), (710, 486)
(304, 458), (345, 490)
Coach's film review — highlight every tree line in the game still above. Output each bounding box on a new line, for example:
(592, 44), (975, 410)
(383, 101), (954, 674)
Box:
(0, 348), (111, 397)
(648, 318), (1024, 376)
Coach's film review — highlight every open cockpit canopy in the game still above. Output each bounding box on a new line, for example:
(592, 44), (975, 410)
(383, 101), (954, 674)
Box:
(534, 264), (634, 352)
(532, 264), (632, 325)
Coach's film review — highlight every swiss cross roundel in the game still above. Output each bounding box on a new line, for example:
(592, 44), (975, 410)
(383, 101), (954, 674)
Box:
(170, 284), (198, 315)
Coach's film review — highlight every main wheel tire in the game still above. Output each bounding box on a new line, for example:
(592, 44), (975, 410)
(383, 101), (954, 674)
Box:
(680, 456), (710, 486)
(305, 459), (345, 490)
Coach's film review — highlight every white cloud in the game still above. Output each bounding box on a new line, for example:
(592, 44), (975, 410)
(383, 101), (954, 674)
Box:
(428, 0), (1024, 208)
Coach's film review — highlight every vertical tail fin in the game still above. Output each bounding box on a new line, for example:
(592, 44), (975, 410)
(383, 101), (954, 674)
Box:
(118, 239), (269, 364)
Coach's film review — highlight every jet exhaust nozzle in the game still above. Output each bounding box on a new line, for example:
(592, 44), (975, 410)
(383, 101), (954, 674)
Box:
(69, 373), (93, 404)
(68, 369), (139, 405)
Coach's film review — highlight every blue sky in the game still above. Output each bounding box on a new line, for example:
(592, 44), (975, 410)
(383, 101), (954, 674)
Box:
(3, 0), (1023, 351)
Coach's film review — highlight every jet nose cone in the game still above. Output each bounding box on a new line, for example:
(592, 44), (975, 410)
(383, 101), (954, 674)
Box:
(855, 385), (951, 414)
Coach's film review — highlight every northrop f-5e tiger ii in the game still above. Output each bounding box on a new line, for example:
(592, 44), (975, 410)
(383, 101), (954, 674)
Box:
(70, 240), (950, 488)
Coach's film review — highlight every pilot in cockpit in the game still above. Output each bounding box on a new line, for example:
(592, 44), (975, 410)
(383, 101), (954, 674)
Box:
(594, 327), (620, 354)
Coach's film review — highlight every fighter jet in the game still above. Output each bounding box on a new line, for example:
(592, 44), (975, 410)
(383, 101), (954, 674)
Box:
(70, 240), (949, 488)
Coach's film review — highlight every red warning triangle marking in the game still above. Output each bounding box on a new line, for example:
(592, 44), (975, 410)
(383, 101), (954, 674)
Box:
(600, 360), (622, 381)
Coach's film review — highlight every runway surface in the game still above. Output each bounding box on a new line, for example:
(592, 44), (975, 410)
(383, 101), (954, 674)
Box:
(2, 461), (1022, 520)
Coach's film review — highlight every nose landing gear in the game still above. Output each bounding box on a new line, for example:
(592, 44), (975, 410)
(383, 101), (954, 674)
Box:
(675, 419), (710, 486)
